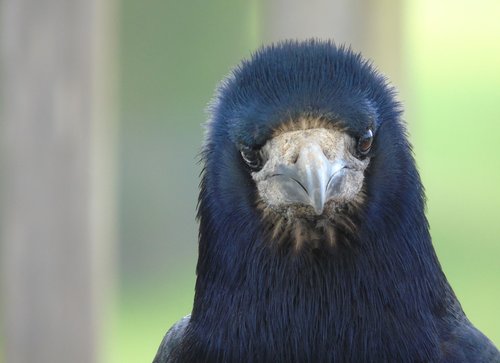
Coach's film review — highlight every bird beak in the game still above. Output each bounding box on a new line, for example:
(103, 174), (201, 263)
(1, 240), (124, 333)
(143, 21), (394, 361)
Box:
(275, 143), (346, 215)
(252, 127), (369, 217)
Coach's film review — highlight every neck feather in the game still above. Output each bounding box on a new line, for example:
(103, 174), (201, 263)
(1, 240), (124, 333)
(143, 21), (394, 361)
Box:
(177, 181), (453, 363)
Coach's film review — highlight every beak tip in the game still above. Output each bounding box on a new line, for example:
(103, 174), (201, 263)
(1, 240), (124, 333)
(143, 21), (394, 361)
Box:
(312, 201), (325, 215)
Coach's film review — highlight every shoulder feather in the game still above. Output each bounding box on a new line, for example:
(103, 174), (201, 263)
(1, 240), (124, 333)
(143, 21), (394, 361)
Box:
(152, 315), (190, 363)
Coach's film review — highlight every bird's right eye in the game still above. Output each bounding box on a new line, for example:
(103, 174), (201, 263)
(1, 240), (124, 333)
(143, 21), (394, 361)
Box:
(240, 146), (263, 171)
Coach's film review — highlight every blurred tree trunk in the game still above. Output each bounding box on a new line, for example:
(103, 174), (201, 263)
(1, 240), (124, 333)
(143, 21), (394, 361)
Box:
(262, 0), (404, 89)
(0, 0), (117, 362)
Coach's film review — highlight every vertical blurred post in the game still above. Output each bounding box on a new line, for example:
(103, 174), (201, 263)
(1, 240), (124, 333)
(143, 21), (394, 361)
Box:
(0, 0), (117, 362)
(262, 0), (403, 87)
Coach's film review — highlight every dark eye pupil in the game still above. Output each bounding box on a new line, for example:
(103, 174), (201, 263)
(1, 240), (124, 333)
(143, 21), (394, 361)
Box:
(358, 129), (373, 155)
(241, 147), (262, 170)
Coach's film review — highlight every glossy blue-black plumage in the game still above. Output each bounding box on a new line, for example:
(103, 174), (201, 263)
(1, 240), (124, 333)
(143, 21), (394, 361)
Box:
(211, 40), (392, 149)
(154, 40), (499, 363)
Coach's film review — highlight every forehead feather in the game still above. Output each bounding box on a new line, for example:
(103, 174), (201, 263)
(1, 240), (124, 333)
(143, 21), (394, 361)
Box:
(208, 40), (396, 148)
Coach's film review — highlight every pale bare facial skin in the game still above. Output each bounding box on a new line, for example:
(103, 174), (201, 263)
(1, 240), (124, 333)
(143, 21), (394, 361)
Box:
(251, 120), (370, 249)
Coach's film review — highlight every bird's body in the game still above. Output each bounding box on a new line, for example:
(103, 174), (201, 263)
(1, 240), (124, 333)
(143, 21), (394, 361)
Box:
(154, 40), (499, 363)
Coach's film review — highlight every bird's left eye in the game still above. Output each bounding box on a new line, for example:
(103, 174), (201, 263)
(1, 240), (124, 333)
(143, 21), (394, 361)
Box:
(240, 146), (263, 171)
(357, 128), (374, 155)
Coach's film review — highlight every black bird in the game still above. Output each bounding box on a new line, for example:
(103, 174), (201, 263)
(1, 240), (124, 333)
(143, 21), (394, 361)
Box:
(153, 40), (499, 363)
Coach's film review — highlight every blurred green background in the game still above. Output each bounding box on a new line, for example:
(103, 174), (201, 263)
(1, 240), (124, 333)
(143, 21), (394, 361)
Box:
(110, 1), (500, 362)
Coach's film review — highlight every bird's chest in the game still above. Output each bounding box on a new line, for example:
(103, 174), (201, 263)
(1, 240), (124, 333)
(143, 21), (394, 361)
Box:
(183, 309), (439, 363)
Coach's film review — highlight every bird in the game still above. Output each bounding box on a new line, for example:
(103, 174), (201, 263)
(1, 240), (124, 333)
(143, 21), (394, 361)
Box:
(153, 40), (500, 363)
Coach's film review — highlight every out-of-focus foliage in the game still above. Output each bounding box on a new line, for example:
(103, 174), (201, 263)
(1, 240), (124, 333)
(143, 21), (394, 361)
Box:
(111, 1), (500, 362)
(406, 0), (500, 346)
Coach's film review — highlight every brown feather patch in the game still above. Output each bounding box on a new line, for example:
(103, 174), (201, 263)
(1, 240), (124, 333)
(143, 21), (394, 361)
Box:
(256, 191), (366, 251)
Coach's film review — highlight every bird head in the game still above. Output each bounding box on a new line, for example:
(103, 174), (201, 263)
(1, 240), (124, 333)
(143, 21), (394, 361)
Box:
(201, 40), (415, 251)
(185, 41), (464, 363)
